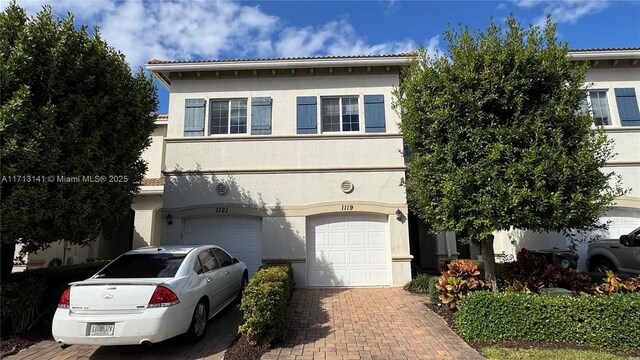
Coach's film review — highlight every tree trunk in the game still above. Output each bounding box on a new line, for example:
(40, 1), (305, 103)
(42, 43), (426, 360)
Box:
(481, 234), (498, 292)
(1, 243), (16, 283)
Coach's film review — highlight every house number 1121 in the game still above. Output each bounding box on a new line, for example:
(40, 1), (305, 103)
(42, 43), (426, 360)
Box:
(341, 205), (354, 211)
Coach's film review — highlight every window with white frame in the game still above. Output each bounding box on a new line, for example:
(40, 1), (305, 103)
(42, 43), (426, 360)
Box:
(580, 90), (611, 126)
(209, 99), (247, 134)
(321, 97), (359, 132)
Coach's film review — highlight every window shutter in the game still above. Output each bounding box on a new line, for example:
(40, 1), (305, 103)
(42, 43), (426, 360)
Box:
(184, 99), (206, 136)
(251, 97), (272, 135)
(364, 95), (386, 133)
(614, 88), (640, 126)
(296, 96), (317, 134)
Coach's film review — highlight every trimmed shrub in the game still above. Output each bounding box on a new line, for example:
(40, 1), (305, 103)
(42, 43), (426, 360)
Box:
(239, 261), (294, 346)
(456, 291), (640, 351)
(403, 274), (432, 294)
(239, 281), (288, 346)
(253, 261), (295, 300)
(1, 261), (109, 337)
(435, 259), (492, 310)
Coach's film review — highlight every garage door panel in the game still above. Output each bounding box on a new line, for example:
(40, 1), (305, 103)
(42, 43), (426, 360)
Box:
(308, 214), (390, 287)
(349, 270), (368, 285)
(182, 216), (262, 276)
(369, 231), (386, 246)
(330, 251), (347, 265)
(369, 250), (388, 265)
(349, 250), (367, 265)
(328, 233), (346, 246)
(348, 232), (366, 246)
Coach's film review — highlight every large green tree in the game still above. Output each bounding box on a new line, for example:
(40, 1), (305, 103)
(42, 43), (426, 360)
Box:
(0, 3), (158, 280)
(396, 16), (625, 288)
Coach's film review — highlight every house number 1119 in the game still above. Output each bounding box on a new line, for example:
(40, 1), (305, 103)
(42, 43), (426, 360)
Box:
(341, 205), (354, 211)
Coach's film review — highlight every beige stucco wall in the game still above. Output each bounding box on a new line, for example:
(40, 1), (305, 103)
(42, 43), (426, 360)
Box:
(132, 195), (163, 247)
(164, 135), (404, 173)
(142, 125), (167, 178)
(166, 73), (400, 138)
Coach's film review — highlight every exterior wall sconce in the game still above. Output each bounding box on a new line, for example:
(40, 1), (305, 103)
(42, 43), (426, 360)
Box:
(165, 214), (173, 225)
(395, 209), (403, 221)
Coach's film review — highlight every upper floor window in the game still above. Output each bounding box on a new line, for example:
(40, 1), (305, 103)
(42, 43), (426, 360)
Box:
(321, 97), (359, 132)
(580, 90), (611, 126)
(210, 99), (247, 134)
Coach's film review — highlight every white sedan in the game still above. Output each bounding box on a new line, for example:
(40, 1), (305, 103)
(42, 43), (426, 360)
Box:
(52, 245), (248, 346)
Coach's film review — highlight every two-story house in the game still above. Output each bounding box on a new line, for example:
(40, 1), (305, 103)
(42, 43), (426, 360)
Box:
(146, 54), (414, 287)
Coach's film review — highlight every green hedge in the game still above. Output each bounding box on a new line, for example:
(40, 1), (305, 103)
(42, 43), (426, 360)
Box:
(1, 261), (109, 336)
(239, 261), (294, 346)
(456, 291), (640, 351)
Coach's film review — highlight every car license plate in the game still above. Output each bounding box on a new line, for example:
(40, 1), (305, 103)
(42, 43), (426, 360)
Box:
(89, 323), (114, 336)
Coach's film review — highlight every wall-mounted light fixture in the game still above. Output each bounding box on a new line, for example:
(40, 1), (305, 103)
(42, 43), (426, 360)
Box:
(165, 214), (173, 225)
(395, 209), (403, 221)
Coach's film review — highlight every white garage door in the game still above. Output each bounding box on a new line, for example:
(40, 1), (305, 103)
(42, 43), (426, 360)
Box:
(182, 216), (262, 276)
(308, 214), (390, 287)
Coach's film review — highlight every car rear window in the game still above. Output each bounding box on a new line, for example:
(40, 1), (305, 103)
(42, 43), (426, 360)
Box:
(96, 253), (186, 278)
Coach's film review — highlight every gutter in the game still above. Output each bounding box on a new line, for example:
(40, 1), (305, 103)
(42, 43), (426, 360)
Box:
(146, 56), (414, 73)
(568, 50), (640, 61)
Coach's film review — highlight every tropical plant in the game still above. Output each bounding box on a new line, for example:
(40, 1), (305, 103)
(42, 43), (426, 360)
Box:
(435, 259), (491, 310)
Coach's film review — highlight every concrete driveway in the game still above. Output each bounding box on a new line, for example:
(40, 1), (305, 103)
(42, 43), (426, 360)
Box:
(263, 288), (483, 360)
(5, 305), (242, 360)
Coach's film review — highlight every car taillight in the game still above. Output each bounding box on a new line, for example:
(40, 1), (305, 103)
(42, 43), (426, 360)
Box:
(58, 288), (71, 309)
(148, 286), (180, 308)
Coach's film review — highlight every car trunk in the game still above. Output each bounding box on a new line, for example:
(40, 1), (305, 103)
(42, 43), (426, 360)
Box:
(69, 279), (171, 314)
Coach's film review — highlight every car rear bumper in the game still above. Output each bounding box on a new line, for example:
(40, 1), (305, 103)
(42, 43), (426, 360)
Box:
(51, 305), (190, 346)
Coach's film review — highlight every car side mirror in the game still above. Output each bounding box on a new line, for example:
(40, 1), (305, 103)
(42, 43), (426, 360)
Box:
(620, 234), (630, 246)
(232, 258), (239, 264)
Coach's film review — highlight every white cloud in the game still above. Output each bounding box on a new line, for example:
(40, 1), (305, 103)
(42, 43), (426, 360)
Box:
(515, 0), (610, 25)
(10, 0), (420, 68)
(275, 20), (416, 58)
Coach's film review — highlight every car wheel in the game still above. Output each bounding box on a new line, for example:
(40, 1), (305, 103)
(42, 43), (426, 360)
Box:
(590, 258), (617, 273)
(235, 273), (248, 304)
(185, 300), (208, 343)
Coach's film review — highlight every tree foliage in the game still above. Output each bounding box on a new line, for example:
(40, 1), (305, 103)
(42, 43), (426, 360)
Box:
(395, 15), (625, 285)
(397, 15), (624, 242)
(0, 3), (158, 273)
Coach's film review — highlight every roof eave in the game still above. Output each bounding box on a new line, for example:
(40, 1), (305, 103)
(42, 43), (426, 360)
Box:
(146, 56), (414, 73)
(568, 50), (640, 61)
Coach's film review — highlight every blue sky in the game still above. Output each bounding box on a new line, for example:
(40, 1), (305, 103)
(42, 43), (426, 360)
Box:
(11, 0), (640, 113)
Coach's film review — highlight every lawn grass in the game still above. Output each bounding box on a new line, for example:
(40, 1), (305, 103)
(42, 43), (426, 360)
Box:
(481, 347), (639, 360)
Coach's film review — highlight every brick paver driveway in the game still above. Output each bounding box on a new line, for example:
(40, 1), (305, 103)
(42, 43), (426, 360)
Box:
(6, 305), (241, 360)
(8, 288), (481, 360)
(263, 288), (483, 360)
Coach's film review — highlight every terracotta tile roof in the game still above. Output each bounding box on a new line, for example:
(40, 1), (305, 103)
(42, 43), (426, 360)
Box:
(147, 52), (417, 65)
(569, 47), (640, 52)
(155, 113), (168, 120)
(141, 178), (164, 186)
